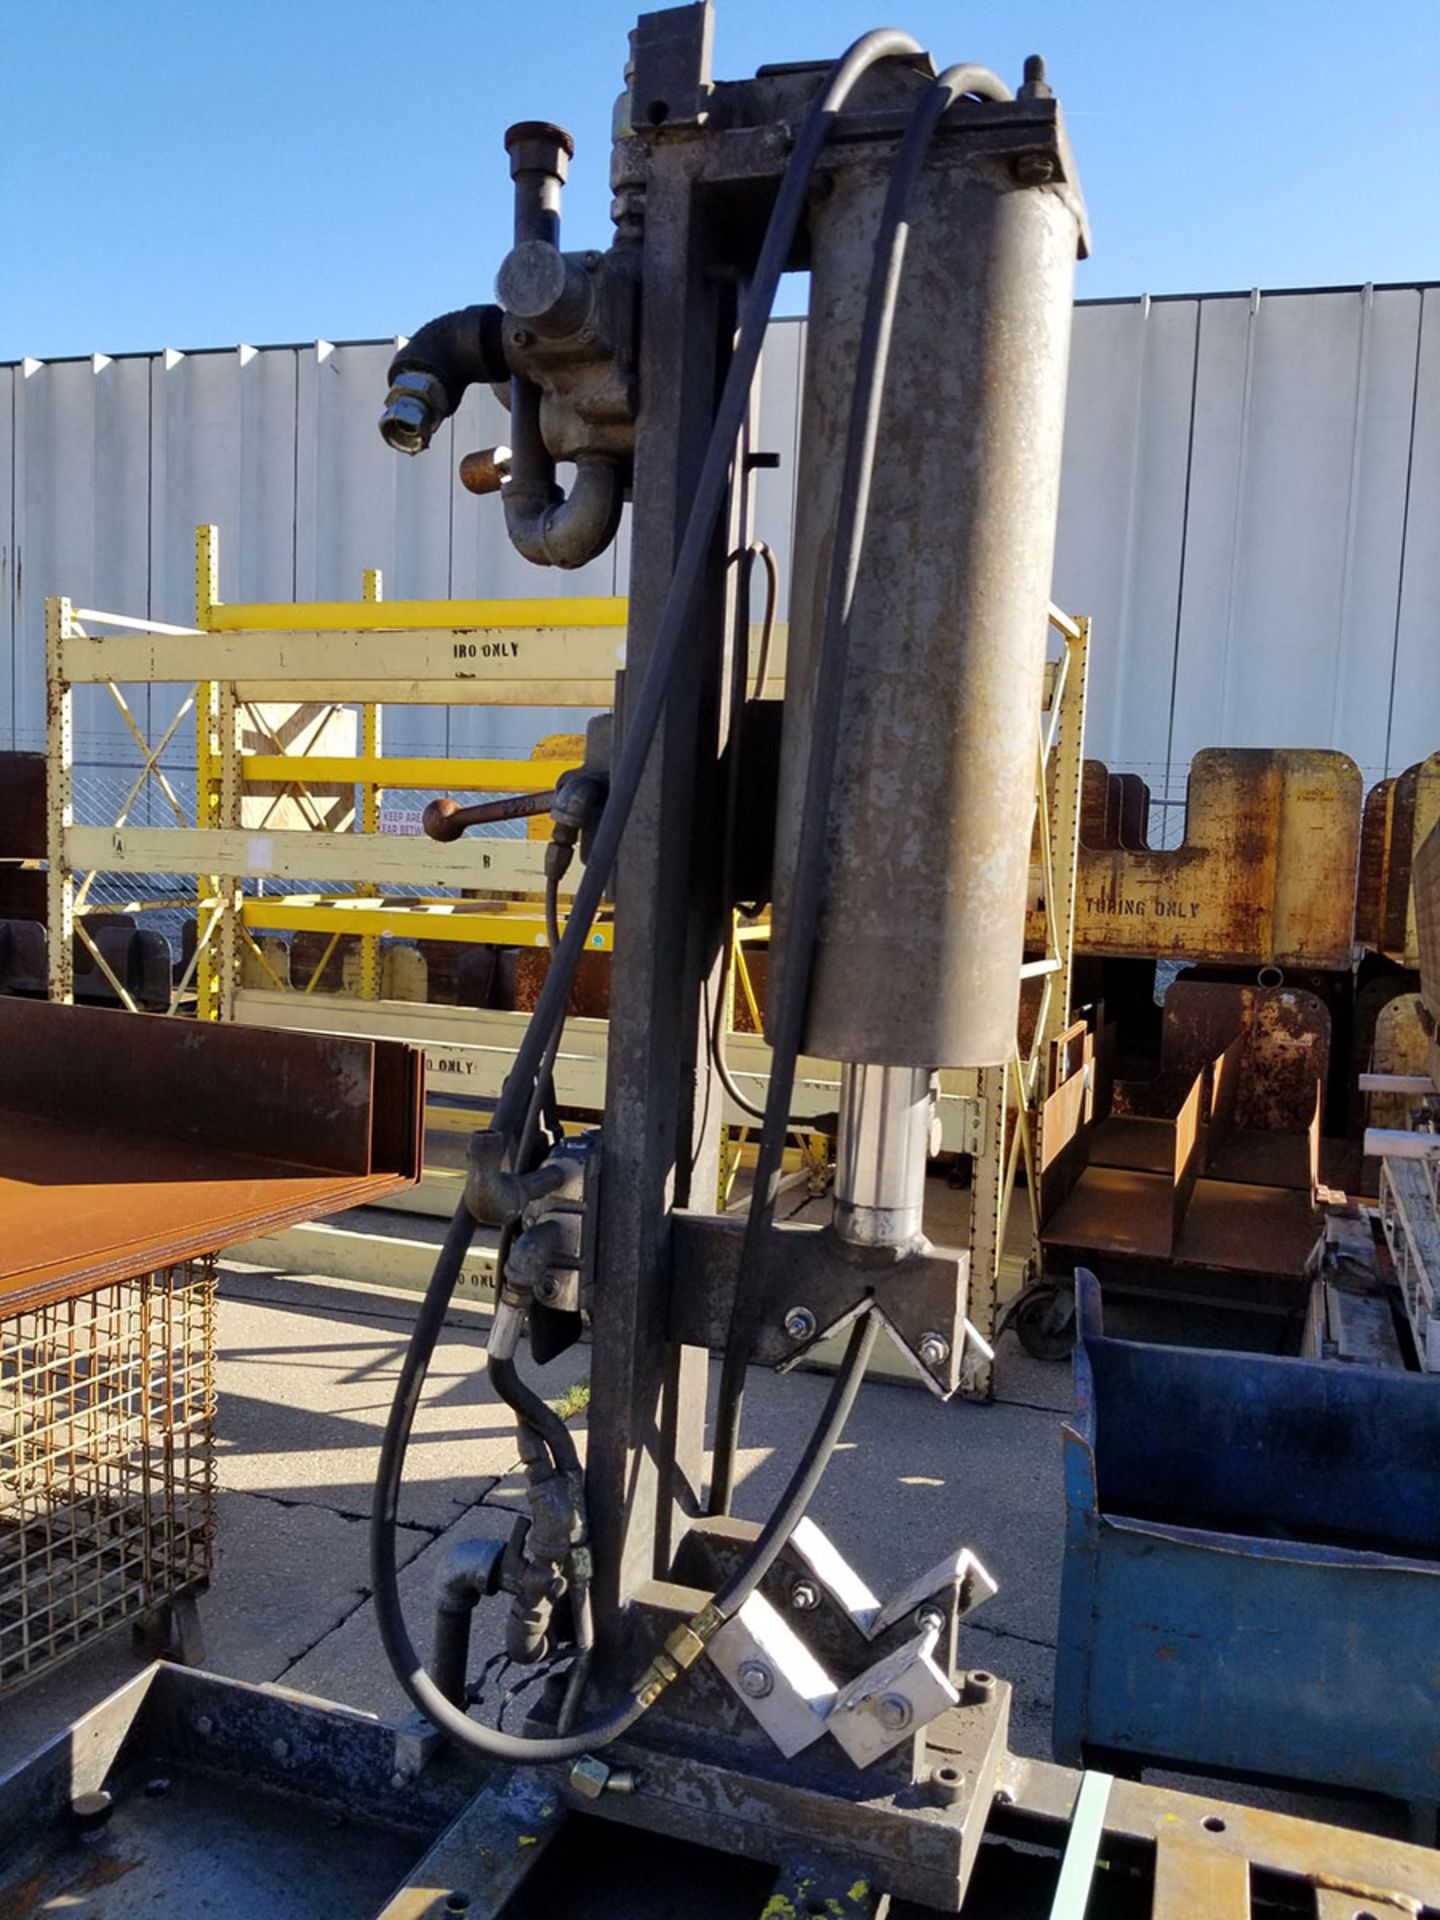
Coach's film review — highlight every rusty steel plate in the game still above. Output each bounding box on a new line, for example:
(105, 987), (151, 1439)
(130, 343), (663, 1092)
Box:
(0, 752), (46, 860)
(0, 1000), (421, 1313)
(1358, 752), (1440, 964)
(1056, 748), (1363, 969)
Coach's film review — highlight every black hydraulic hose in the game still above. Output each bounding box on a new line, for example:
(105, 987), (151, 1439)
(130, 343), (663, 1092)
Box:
(372, 1258), (875, 1762)
(490, 1355), (581, 1479)
(712, 1310), (877, 1614)
(485, 26), (925, 1155)
(372, 28), (929, 1765)
(708, 60), (1014, 1517)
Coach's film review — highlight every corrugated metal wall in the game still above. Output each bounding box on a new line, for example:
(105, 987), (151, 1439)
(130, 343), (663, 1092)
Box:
(4, 283), (1437, 821)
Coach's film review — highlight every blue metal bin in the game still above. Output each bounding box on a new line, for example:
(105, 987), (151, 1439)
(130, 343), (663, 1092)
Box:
(1055, 1268), (1440, 1804)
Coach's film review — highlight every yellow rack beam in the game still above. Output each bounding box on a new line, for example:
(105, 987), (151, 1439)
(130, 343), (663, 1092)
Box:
(199, 595), (629, 633)
(240, 896), (614, 950)
(241, 754), (578, 791)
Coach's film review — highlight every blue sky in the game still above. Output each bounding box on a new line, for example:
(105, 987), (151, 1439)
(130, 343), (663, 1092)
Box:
(3, 0), (1436, 361)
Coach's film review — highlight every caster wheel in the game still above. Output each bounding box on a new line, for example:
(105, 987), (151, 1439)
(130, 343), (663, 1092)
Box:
(1014, 1284), (1076, 1362)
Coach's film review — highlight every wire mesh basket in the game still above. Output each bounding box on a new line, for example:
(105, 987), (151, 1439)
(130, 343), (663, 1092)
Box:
(0, 1259), (216, 1694)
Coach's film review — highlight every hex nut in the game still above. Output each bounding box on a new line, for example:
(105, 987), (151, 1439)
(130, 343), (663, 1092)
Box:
(569, 1755), (611, 1800)
(737, 1660), (774, 1699)
(783, 1306), (817, 1343)
(874, 1691), (913, 1732)
(790, 1579), (821, 1613)
(916, 1605), (946, 1636)
(918, 1332), (950, 1368)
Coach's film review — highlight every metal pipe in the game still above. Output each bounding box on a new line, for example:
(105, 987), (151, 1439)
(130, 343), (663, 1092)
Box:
(503, 451), (626, 570)
(505, 120), (572, 245)
(833, 1064), (933, 1249)
(429, 1535), (506, 1708)
(423, 791), (555, 841)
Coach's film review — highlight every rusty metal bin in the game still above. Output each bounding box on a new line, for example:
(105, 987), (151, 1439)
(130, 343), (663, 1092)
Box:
(1, 1259), (216, 1694)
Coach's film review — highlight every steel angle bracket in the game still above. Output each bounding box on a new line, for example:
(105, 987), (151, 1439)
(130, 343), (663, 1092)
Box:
(671, 1515), (997, 1686)
(706, 1519), (996, 1767)
(667, 1210), (975, 1394)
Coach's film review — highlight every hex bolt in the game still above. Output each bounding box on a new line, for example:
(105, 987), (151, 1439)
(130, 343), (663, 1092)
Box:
(790, 1578), (821, 1612)
(194, 1714), (214, 1737)
(874, 1692), (913, 1732)
(568, 1755), (611, 1800)
(916, 1605), (946, 1636)
(390, 1770), (408, 1791)
(783, 1306), (817, 1343)
(737, 1660), (774, 1699)
(918, 1332), (950, 1368)
(270, 1738), (290, 1762)
(1013, 152), (1057, 186)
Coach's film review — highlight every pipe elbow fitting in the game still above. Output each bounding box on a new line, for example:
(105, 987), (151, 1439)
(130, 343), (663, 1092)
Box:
(434, 1535), (506, 1615)
(503, 456), (624, 570)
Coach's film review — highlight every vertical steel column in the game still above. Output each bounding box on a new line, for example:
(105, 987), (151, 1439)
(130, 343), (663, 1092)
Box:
(45, 596), (74, 1005)
(194, 525), (222, 1022)
(359, 567), (384, 1001)
(585, 28), (731, 1666)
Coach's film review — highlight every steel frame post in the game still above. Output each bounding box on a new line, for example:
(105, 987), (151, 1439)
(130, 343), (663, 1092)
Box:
(195, 526), (222, 1021)
(45, 596), (74, 1005)
(359, 568), (384, 1001)
(584, 115), (732, 1661)
(965, 612), (1089, 1398)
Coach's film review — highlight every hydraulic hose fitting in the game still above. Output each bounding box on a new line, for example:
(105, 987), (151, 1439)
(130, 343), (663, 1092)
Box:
(379, 304), (510, 455)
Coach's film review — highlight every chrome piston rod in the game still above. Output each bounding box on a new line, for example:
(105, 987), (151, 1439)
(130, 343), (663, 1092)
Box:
(832, 1063), (934, 1249)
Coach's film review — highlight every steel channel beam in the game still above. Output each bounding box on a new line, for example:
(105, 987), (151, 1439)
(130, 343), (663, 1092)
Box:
(0, 998), (421, 1311)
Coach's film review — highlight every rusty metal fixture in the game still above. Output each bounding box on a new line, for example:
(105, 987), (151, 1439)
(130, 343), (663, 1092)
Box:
(422, 791), (556, 842)
(0, 999), (421, 1314)
(770, 86), (1087, 1070)
(1356, 751), (1440, 964)
(458, 446), (512, 496)
(1061, 748), (1363, 970)
(0, 752), (46, 859)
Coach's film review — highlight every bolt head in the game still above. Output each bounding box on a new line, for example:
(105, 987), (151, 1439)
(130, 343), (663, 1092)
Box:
(789, 1579), (821, 1612)
(916, 1605), (946, 1636)
(783, 1306), (817, 1343)
(194, 1714), (214, 1737)
(737, 1660), (774, 1699)
(1013, 151), (1057, 186)
(270, 1738), (290, 1762)
(918, 1332), (950, 1368)
(874, 1691), (913, 1731)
